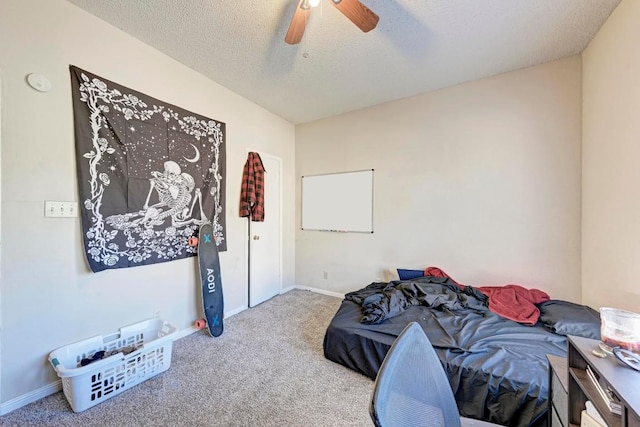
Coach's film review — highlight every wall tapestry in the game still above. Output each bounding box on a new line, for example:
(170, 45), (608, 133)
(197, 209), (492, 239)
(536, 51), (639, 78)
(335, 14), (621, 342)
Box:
(70, 66), (226, 273)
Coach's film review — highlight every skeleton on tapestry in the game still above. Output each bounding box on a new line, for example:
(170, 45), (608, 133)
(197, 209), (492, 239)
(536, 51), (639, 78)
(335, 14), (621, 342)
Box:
(107, 161), (207, 230)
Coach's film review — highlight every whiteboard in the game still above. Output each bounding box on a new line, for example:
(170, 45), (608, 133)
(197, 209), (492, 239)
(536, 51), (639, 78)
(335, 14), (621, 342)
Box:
(301, 170), (374, 233)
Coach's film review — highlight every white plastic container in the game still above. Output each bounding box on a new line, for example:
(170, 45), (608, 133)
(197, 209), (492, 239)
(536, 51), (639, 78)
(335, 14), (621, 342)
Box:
(48, 319), (178, 412)
(600, 307), (640, 355)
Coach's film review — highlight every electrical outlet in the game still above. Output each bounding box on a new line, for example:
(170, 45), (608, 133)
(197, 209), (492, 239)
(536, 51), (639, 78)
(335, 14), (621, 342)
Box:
(44, 201), (78, 218)
(323, 271), (328, 280)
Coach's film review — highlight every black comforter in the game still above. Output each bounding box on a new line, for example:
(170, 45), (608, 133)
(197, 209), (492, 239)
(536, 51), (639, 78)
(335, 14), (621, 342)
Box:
(324, 277), (568, 427)
(345, 276), (488, 325)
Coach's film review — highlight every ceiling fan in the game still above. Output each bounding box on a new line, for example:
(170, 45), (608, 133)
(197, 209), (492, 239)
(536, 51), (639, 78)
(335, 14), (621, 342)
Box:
(285, 0), (379, 45)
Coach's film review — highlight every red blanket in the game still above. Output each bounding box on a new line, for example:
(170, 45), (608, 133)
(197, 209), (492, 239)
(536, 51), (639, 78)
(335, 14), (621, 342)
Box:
(423, 267), (549, 325)
(476, 284), (549, 325)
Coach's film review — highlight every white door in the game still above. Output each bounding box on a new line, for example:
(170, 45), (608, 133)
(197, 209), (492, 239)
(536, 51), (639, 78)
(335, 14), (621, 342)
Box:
(248, 151), (282, 307)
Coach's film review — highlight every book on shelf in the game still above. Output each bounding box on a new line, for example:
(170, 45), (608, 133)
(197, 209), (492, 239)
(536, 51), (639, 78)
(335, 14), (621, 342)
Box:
(585, 365), (622, 415)
(585, 401), (607, 426)
(581, 409), (606, 427)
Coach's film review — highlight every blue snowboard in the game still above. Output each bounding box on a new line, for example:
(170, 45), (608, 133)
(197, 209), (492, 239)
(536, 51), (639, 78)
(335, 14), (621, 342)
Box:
(197, 222), (223, 337)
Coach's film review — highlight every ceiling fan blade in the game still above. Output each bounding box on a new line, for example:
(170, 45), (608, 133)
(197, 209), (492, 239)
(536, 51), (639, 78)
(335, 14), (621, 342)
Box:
(331, 0), (379, 33)
(285, 0), (311, 45)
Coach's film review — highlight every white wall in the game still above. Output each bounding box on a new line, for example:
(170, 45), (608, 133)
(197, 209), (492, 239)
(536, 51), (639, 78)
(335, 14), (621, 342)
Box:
(0, 0), (295, 403)
(296, 57), (583, 301)
(582, 0), (640, 312)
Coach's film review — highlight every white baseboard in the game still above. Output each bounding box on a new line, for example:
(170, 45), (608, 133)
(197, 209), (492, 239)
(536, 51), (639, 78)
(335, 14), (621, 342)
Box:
(280, 285), (295, 294)
(0, 380), (62, 416)
(225, 305), (247, 318)
(175, 304), (247, 341)
(294, 285), (345, 299)
(174, 326), (199, 340)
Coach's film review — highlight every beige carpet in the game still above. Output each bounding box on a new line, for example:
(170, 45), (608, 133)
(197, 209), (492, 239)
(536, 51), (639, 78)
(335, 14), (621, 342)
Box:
(0, 290), (374, 426)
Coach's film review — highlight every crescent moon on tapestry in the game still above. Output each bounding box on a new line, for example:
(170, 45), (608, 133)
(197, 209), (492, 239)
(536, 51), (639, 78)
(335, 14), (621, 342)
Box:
(184, 143), (200, 163)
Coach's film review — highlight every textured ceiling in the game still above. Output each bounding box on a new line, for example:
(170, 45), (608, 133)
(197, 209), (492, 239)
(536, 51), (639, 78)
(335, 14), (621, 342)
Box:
(66, 0), (620, 124)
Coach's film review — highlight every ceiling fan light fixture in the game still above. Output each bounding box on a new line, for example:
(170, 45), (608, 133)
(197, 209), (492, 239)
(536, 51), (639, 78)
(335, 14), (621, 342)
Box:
(285, 0), (378, 45)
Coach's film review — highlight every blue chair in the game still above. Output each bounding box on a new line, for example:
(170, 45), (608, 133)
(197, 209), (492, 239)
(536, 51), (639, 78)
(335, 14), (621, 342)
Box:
(370, 322), (501, 427)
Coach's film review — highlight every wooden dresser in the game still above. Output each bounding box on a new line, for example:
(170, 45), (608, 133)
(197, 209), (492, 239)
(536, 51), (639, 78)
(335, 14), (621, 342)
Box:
(548, 354), (569, 427)
(549, 336), (640, 427)
(547, 337), (640, 427)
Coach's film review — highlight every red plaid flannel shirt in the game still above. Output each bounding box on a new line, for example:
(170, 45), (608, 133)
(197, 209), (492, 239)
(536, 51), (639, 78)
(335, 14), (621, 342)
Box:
(239, 152), (265, 221)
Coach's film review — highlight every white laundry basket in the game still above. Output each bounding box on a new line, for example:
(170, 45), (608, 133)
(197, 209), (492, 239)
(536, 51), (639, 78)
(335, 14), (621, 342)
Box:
(48, 318), (178, 412)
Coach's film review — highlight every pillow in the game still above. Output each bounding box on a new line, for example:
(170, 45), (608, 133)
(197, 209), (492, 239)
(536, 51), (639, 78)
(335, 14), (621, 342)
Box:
(538, 300), (601, 339)
(397, 269), (425, 281)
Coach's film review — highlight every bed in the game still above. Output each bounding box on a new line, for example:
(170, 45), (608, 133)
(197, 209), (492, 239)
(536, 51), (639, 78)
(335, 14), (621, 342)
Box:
(323, 276), (601, 427)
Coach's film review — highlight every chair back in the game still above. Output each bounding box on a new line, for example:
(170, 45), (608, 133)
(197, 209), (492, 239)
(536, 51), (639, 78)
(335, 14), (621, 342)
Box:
(370, 322), (462, 427)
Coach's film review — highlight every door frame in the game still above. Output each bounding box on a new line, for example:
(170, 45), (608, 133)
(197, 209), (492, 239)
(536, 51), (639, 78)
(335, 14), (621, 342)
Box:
(244, 148), (283, 308)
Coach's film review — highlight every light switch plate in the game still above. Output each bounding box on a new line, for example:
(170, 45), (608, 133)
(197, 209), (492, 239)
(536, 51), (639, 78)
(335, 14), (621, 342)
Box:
(45, 201), (78, 218)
